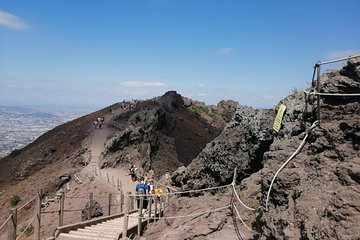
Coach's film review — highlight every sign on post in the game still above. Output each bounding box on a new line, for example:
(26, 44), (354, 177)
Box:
(273, 104), (286, 132)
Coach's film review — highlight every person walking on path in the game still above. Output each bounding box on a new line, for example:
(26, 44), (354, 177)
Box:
(136, 177), (149, 211)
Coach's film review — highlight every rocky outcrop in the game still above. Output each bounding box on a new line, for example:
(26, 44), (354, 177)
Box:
(102, 91), (224, 178)
(172, 105), (275, 189)
(170, 57), (360, 239)
(81, 200), (103, 221)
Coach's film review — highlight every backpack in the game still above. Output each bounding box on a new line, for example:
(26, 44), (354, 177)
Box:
(136, 184), (146, 200)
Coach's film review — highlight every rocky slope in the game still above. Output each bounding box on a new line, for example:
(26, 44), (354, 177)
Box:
(101, 91), (236, 178)
(166, 57), (360, 239)
(0, 105), (115, 231)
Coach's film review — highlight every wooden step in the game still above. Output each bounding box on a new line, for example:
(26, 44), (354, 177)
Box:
(57, 232), (116, 240)
(76, 228), (120, 237)
(68, 230), (118, 239)
(84, 226), (121, 233)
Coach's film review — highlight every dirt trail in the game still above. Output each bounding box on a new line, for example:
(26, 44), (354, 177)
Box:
(84, 107), (137, 194)
(39, 106), (137, 238)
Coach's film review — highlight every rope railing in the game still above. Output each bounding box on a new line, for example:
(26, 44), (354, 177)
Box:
(232, 203), (252, 231)
(15, 214), (37, 240)
(265, 120), (319, 211)
(129, 184), (232, 198)
(231, 184), (261, 212)
(0, 214), (12, 230)
(128, 205), (231, 220)
(18, 193), (39, 211)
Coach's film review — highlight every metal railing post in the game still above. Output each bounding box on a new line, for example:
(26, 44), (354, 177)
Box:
(316, 62), (321, 125)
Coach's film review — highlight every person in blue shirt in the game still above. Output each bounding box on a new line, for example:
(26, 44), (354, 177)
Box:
(136, 177), (149, 210)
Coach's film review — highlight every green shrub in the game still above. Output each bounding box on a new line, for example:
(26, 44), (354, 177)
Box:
(10, 195), (20, 207)
(20, 224), (34, 236)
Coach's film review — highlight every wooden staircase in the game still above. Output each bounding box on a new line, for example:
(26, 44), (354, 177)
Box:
(56, 212), (139, 240)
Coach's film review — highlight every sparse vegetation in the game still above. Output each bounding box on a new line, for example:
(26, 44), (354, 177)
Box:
(10, 194), (20, 207)
(19, 224), (34, 236)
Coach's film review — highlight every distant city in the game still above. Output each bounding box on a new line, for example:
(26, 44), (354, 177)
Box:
(0, 106), (93, 158)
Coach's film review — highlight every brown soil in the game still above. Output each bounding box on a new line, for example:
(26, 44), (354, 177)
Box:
(0, 104), (138, 239)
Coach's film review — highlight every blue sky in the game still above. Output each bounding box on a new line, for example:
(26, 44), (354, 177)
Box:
(0, 0), (359, 108)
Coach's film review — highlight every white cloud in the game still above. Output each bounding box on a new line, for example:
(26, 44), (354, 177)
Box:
(0, 10), (29, 30)
(217, 48), (235, 55)
(119, 81), (166, 88)
(197, 84), (205, 88)
(326, 50), (358, 60)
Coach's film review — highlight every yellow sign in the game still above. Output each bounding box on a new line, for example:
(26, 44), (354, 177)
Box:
(155, 188), (164, 197)
(273, 104), (286, 132)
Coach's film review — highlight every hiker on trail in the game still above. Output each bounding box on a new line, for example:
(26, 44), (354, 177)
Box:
(148, 180), (154, 195)
(136, 177), (149, 210)
(129, 164), (138, 182)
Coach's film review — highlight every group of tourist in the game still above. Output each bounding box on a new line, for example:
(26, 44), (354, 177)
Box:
(93, 117), (105, 129)
(119, 100), (137, 110)
(128, 164), (158, 211)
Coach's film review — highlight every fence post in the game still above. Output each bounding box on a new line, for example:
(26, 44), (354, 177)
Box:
(58, 190), (65, 227)
(35, 189), (42, 240)
(122, 193), (130, 238)
(117, 179), (120, 191)
(88, 193), (93, 220)
(120, 191), (124, 213)
(95, 166), (98, 176)
(128, 192), (134, 210)
(138, 197), (143, 236)
(147, 195), (152, 225)
(154, 196), (158, 221)
(231, 168), (237, 215)
(8, 208), (17, 240)
(108, 193), (112, 216)
(112, 175), (115, 186)
(162, 197), (165, 217)
(107, 173), (110, 183)
(159, 196), (163, 218)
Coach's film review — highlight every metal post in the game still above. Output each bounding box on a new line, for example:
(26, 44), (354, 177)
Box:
(316, 63), (321, 125)
(88, 193), (93, 220)
(117, 179), (120, 191)
(35, 189), (42, 240)
(122, 193), (130, 238)
(108, 193), (112, 216)
(58, 190), (65, 227)
(138, 197), (143, 236)
(107, 173), (110, 183)
(8, 208), (17, 240)
(232, 167), (237, 185)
